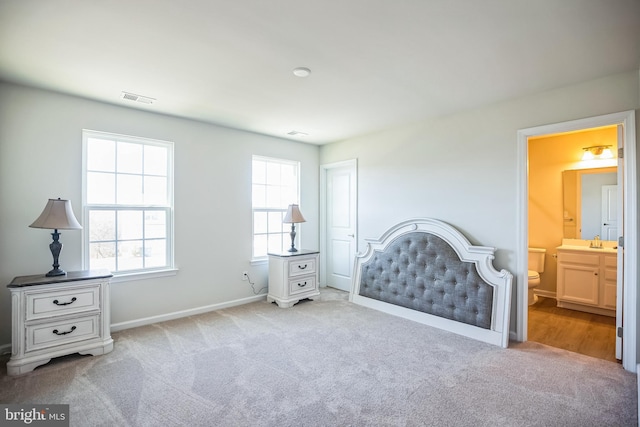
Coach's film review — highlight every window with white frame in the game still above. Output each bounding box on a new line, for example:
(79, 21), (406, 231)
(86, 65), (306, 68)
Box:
(82, 130), (174, 275)
(252, 156), (300, 259)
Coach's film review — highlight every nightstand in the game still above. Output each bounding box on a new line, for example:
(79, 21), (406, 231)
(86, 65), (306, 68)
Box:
(6, 269), (113, 376)
(267, 250), (320, 308)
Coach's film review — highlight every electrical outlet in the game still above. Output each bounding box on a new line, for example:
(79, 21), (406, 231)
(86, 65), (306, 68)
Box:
(242, 271), (249, 281)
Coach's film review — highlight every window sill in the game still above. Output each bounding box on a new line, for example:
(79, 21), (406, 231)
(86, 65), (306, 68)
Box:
(250, 258), (268, 266)
(110, 268), (179, 284)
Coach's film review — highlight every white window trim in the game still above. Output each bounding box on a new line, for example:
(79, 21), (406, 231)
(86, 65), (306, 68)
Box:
(81, 129), (175, 279)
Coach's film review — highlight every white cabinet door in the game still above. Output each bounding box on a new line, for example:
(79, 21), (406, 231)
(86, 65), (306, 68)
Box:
(557, 263), (599, 305)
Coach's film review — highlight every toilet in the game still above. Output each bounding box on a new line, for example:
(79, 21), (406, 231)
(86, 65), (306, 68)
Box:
(528, 247), (546, 305)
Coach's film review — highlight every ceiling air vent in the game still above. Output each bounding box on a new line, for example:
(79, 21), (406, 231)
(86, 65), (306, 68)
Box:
(121, 91), (156, 104)
(287, 130), (308, 137)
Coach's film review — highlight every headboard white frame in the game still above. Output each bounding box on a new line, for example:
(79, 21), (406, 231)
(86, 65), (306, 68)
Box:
(350, 218), (513, 348)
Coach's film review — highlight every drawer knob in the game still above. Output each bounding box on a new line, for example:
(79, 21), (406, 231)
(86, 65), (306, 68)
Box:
(298, 281), (307, 287)
(298, 264), (308, 270)
(52, 326), (77, 336)
(53, 297), (77, 306)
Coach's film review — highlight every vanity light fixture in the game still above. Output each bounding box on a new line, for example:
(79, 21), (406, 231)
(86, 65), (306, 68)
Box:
(581, 145), (613, 161)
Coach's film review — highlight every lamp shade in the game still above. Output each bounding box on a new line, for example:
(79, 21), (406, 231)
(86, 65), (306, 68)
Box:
(29, 198), (82, 230)
(283, 204), (306, 224)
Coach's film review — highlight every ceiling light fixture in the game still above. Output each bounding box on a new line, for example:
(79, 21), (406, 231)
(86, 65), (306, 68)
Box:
(581, 145), (614, 161)
(292, 67), (311, 77)
(287, 130), (308, 137)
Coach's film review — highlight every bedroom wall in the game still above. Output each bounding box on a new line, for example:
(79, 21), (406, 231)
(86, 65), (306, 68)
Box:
(0, 82), (320, 347)
(319, 70), (639, 339)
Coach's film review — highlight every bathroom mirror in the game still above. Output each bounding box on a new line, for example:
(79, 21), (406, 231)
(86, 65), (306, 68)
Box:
(562, 167), (617, 240)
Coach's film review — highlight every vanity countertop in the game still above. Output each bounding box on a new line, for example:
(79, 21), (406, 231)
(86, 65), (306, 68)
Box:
(557, 238), (617, 253)
(557, 244), (617, 254)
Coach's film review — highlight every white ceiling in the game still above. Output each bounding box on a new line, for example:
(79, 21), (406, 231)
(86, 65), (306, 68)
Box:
(1, 1), (639, 145)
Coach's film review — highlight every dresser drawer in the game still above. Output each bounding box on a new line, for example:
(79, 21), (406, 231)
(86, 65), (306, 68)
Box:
(288, 275), (317, 296)
(25, 285), (100, 321)
(26, 315), (100, 353)
(288, 257), (316, 277)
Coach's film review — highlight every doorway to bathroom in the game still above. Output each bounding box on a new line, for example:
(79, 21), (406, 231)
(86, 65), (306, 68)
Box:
(516, 111), (637, 372)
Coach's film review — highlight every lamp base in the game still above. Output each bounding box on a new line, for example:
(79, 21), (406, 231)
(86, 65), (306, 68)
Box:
(46, 230), (67, 277)
(288, 223), (298, 252)
(46, 268), (66, 277)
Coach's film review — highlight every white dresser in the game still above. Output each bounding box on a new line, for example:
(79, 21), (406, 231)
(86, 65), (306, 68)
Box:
(6, 269), (113, 375)
(267, 250), (320, 308)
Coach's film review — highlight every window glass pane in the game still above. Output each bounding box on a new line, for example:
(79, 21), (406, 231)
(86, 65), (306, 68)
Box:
(89, 210), (116, 241)
(145, 211), (166, 239)
(144, 145), (168, 176)
(254, 211), (267, 234)
(144, 176), (168, 205)
(117, 174), (143, 204)
(266, 162), (280, 184)
(118, 210), (143, 240)
(254, 234), (268, 258)
(118, 240), (144, 271)
(282, 186), (296, 205)
(87, 172), (115, 204)
(89, 242), (116, 271)
(87, 138), (115, 172)
(252, 160), (266, 184)
(267, 233), (283, 253)
(281, 163), (296, 185)
(117, 142), (143, 174)
(265, 185), (281, 208)
(252, 184), (266, 208)
(144, 239), (166, 267)
(268, 211), (284, 233)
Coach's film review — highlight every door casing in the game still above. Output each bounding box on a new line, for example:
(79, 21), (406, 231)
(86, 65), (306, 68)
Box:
(516, 110), (637, 372)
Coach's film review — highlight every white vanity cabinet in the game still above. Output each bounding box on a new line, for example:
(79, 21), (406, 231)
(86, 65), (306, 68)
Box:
(556, 247), (616, 317)
(267, 250), (320, 308)
(6, 270), (113, 375)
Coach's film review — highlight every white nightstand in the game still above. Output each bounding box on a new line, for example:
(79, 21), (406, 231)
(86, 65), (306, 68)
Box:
(6, 269), (113, 376)
(267, 250), (320, 308)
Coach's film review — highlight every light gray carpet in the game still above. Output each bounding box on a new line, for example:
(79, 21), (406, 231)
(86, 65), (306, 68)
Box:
(1, 288), (637, 426)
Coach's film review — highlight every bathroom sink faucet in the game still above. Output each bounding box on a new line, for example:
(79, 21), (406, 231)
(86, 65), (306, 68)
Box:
(590, 235), (603, 248)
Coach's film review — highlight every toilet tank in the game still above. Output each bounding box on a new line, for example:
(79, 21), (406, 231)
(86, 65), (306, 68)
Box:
(528, 247), (546, 273)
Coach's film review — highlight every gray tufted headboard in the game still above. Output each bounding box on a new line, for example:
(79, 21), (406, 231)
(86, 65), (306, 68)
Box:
(350, 218), (513, 348)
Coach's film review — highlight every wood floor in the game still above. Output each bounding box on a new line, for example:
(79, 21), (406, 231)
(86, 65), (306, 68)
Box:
(528, 296), (618, 363)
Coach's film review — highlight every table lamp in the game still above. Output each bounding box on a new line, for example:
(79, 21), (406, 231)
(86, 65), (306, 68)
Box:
(29, 198), (83, 277)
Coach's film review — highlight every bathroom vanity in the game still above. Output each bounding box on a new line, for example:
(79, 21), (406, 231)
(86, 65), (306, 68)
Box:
(556, 240), (617, 317)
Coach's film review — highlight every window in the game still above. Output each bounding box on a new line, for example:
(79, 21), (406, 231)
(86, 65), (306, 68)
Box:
(252, 156), (300, 259)
(82, 130), (174, 275)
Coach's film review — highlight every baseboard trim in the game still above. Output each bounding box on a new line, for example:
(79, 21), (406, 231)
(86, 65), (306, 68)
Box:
(534, 289), (556, 299)
(0, 343), (12, 356)
(110, 293), (267, 332)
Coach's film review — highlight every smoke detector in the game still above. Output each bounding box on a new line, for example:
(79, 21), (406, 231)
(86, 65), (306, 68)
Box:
(292, 67), (311, 77)
(121, 91), (156, 104)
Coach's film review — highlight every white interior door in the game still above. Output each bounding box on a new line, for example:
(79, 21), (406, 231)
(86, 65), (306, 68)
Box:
(601, 184), (617, 240)
(322, 161), (357, 292)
